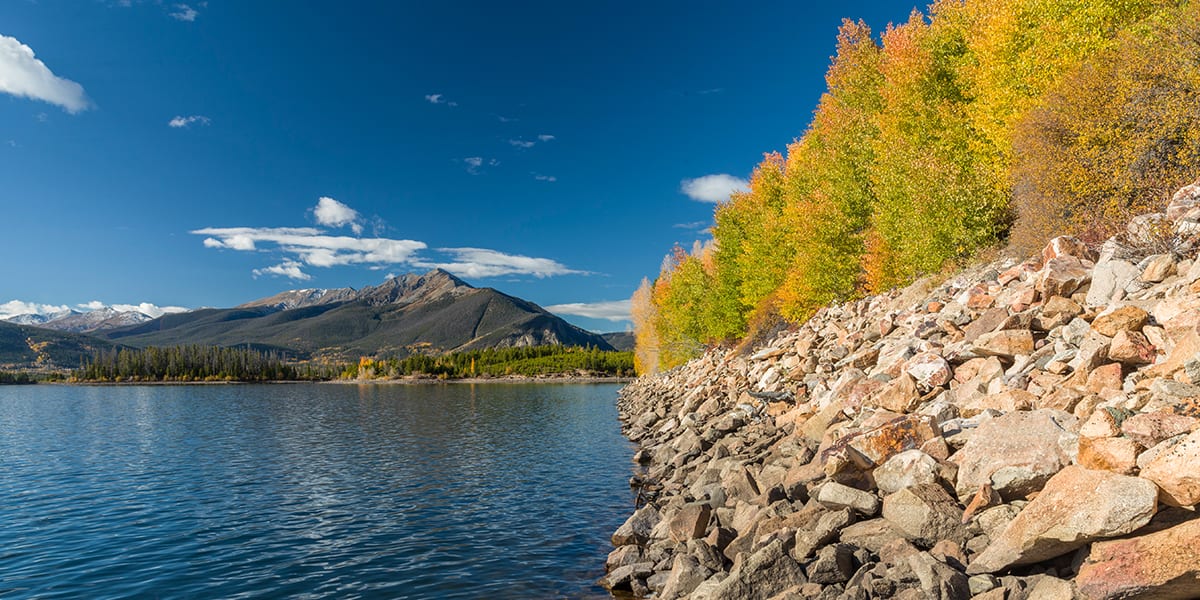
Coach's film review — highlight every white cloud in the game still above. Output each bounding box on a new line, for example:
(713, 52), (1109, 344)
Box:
(463, 156), (498, 174)
(680, 173), (749, 203)
(0, 300), (71, 320)
(77, 301), (189, 318)
(0, 34), (91, 114)
(508, 139), (536, 149)
(168, 114), (210, 128)
(414, 247), (585, 279)
(424, 93), (457, 107)
(312, 196), (363, 234)
(496, 115), (517, 123)
(195, 204), (585, 280)
(537, 134), (555, 142)
(533, 173), (557, 182)
(253, 260), (311, 281)
(545, 300), (632, 322)
(673, 221), (709, 230)
(169, 4), (198, 21)
(194, 226), (427, 267)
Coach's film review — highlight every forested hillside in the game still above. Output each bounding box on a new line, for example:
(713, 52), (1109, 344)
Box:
(634, 0), (1200, 373)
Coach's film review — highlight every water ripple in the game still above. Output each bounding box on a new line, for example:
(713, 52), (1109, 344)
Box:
(0, 383), (634, 599)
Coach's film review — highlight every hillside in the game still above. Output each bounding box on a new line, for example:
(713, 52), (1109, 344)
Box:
(0, 321), (122, 369)
(101, 269), (614, 359)
(602, 331), (635, 352)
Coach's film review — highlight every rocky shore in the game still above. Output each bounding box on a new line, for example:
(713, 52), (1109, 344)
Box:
(602, 183), (1200, 599)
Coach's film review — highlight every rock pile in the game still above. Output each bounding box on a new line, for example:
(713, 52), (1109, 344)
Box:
(603, 183), (1200, 599)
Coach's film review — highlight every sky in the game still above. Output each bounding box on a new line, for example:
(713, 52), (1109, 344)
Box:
(0, 1), (914, 332)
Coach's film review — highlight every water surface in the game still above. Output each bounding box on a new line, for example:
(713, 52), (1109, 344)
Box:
(0, 383), (633, 599)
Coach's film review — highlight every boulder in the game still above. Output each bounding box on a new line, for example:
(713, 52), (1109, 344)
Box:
(1166, 178), (1200, 221)
(1092, 305), (1150, 336)
(874, 449), (941, 494)
(882, 483), (968, 547)
(1077, 436), (1141, 475)
(709, 539), (807, 600)
(1088, 259), (1140, 307)
(1139, 428), (1200, 507)
(816, 481), (880, 516)
(1109, 330), (1155, 365)
(966, 466), (1158, 574)
(1140, 254), (1178, 283)
(908, 552), (971, 600)
(807, 543), (855, 584)
(871, 373), (922, 413)
(950, 409), (1078, 501)
(906, 353), (953, 389)
(1121, 411), (1197, 448)
(668, 502), (713, 543)
(824, 415), (942, 472)
(659, 554), (709, 599)
(1037, 256), (1091, 299)
(972, 330), (1035, 360)
(613, 505), (662, 546)
(1075, 517), (1200, 600)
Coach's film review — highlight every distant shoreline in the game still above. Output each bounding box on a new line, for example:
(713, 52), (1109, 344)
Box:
(47, 375), (635, 387)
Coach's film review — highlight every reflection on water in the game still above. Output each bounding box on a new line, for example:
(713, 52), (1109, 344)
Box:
(0, 383), (634, 599)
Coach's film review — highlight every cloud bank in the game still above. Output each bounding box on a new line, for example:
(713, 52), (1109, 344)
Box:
(195, 198), (584, 281)
(680, 174), (749, 203)
(545, 300), (632, 322)
(0, 34), (91, 113)
(0, 299), (188, 320)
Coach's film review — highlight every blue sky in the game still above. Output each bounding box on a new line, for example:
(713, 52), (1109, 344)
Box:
(1, 1), (912, 332)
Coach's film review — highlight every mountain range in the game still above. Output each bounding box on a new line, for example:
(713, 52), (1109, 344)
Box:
(1, 269), (616, 368)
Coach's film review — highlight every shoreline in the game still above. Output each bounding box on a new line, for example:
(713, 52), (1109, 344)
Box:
(43, 375), (635, 386)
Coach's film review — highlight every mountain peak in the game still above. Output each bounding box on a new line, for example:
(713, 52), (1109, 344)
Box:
(359, 269), (473, 306)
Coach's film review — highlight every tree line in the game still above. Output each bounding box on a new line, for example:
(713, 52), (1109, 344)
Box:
(635, 0), (1200, 373)
(73, 345), (336, 382)
(344, 345), (635, 379)
(67, 344), (632, 382)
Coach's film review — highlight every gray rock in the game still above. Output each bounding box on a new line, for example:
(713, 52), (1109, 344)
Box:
(598, 561), (655, 591)
(793, 508), (854, 560)
(807, 543), (856, 584)
(950, 409), (1078, 501)
(1088, 258), (1140, 307)
(659, 554), (710, 599)
(839, 518), (904, 554)
(874, 449), (941, 494)
(908, 552), (970, 600)
(882, 483), (968, 547)
(709, 539), (807, 600)
(613, 505), (662, 546)
(816, 482), (880, 516)
(967, 466), (1159, 574)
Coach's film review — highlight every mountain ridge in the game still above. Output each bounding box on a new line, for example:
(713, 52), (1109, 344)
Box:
(98, 269), (614, 359)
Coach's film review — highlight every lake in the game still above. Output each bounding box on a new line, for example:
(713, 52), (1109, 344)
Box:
(0, 383), (634, 599)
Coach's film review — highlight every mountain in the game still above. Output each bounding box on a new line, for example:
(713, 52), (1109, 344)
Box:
(237, 287), (357, 312)
(4, 309), (78, 326)
(601, 331), (635, 352)
(3, 307), (163, 334)
(0, 321), (122, 369)
(101, 269), (614, 359)
(41, 307), (155, 333)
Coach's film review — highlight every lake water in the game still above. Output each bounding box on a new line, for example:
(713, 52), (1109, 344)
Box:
(0, 383), (634, 599)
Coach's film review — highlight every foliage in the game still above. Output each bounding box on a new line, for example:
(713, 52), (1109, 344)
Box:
(1010, 3), (1200, 251)
(75, 345), (334, 382)
(343, 345), (634, 379)
(0, 371), (40, 384)
(630, 278), (660, 375)
(633, 1), (1185, 371)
